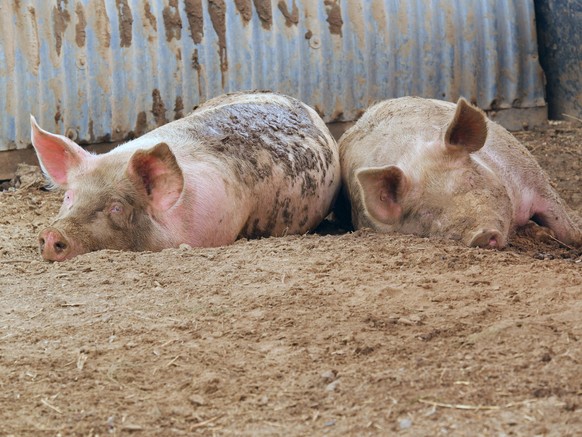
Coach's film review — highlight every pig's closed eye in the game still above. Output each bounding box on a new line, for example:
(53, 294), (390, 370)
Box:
(64, 190), (74, 208)
(109, 202), (124, 214)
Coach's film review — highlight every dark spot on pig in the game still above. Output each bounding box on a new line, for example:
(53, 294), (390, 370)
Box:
(184, 0), (204, 44)
(115, 0), (133, 47)
(152, 90), (169, 126)
(324, 0), (343, 36)
(305, 30), (312, 39)
(143, 2), (157, 31)
(162, 0), (182, 42)
(174, 96), (185, 120)
(208, 0), (228, 86)
(281, 197), (293, 226)
(75, 3), (87, 47)
(234, 0), (252, 23)
(53, 2), (71, 56)
(277, 0), (298, 27)
(253, 0), (272, 30)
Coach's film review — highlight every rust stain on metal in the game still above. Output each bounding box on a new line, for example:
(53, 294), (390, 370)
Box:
(208, 0), (228, 87)
(75, 3), (87, 47)
(277, 0), (298, 27)
(143, 2), (157, 31)
(134, 111), (148, 137)
(26, 6), (41, 75)
(324, 0), (343, 36)
(253, 0), (273, 29)
(192, 49), (203, 98)
(174, 96), (185, 119)
(152, 89), (169, 126)
(52, 1), (71, 56)
(184, 0), (204, 44)
(234, 0), (253, 23)
(54, 104), (62, 125)
(162, 0), (182, 42)
(94, 0), (111, 49)
(115, 0), (133, 47)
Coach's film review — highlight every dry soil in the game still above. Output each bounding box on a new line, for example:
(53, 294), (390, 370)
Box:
(1, 121), (581, 436)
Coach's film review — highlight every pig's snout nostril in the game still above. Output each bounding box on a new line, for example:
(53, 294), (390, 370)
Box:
(54, 241), (68, 253)
(39, 237), (46, 251)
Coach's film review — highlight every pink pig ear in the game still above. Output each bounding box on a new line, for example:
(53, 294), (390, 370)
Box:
(30, 115), (91, 186)
(356, 165), (410, 224)
(128, 143), (184, 212)
(444, 98), (488, 154)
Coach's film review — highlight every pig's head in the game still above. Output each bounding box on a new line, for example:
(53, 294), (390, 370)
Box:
(30, 116), (184, 261)
(355, 98), (511, 248)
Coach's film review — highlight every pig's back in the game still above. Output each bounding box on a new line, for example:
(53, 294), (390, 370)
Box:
(174, 92), (339, 238)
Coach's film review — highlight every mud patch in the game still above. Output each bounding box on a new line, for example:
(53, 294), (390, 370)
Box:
(143, 2), (157, 31)
(162, 0), (182, 42)
(94, 0), (111, 49)
(253, 0), (273, 30)
(190, 95), (334, 230)
(234, 0), (253, 23)
(324, 0), (343, 36)
(52, 2), (71, 56)
(75, 3), (87, 47)
(54, 105), (62, 125)
(151, 90), (168, 126)
(134, 111), (148, 137)
(115, 0), (133, 47)
(208, 0), (228, 86)
(184, 0), (204, 44)
(174, 96), (185, 120)
(277, 0), (299, 27)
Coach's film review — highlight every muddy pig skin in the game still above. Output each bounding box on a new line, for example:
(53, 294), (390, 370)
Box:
(31, 92), (340, 261)
(337, 96), (582, 248)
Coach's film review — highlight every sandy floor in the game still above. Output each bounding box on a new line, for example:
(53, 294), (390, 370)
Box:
(1, 121), (581, 436)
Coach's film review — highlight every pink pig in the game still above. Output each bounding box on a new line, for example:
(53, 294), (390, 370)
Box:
(32, 92), (340, 261)
(337, 96), (582, 248)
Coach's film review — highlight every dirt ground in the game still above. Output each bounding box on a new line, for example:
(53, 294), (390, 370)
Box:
(1, 120), (581, 436)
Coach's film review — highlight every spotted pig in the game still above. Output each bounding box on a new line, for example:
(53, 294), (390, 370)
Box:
(32, 92), (340, 261)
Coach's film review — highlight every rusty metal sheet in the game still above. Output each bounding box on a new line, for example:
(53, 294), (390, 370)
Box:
(0, 0), (546, 151)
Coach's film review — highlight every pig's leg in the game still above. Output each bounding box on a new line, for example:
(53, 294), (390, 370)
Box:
(520, 221), (556, 244)
(530, 194), (582, 247)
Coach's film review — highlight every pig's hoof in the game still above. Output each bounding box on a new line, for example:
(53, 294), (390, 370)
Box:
(521, 221), (556, 244)
(469, 229), (504, 249)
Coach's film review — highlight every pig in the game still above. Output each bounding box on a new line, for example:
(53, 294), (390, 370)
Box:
(336, 96), (582, 248)
(31, 91), (340, 261)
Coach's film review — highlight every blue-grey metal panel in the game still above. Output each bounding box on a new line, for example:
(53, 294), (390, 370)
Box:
(0, 0), (546, 151)
(535, 0), (582, 119)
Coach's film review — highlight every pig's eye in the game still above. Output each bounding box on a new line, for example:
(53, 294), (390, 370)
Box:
(63, 190), (74, 208)
(109, 202), (124, 214)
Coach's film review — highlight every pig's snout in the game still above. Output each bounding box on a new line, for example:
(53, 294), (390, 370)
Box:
(468, 228), (505, 249)
(39, 228), (72, 261)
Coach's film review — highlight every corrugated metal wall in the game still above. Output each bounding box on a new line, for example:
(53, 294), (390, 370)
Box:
(0, 0), (546, 151)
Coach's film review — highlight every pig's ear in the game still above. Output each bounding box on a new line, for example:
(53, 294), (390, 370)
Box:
(30, 115), (91, 186)
(128, 142), (184, 212)
(356, 165), (409, 224)
(444, 98), (488, 154)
